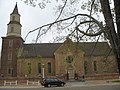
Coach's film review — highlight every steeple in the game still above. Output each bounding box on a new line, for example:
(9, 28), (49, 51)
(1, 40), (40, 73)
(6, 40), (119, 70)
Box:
(7, 3), (22, 37)
(11, 3), (19, 14)
(0, 3), (24, 77)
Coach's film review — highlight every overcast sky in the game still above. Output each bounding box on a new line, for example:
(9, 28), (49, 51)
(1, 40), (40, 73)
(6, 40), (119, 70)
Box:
(0, 0), (61, 51)
(0, 0), (109, 53)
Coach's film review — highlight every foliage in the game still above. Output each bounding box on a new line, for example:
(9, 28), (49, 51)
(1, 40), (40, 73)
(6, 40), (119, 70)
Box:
(28, 63), (32, 74)
(112, 80), (120, 83)
(21, 0), (51, 8)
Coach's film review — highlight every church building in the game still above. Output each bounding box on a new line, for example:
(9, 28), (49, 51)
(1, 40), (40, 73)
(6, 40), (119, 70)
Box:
(0, 4), (118, 79)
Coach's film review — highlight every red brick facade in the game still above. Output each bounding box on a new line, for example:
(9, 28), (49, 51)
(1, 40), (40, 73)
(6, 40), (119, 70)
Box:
(0, 37), (24, 77)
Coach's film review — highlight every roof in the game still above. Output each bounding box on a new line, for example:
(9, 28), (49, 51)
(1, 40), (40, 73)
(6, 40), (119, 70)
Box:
(78, 42), (113, 56)
(20, 43), (62, 58)
(7, 21), (22, 26)
(11, 3), (19, 14)
(19, 42), (113, 58)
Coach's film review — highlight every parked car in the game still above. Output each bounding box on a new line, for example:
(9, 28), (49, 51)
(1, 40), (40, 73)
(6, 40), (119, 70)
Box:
(41, 78), (66, 87)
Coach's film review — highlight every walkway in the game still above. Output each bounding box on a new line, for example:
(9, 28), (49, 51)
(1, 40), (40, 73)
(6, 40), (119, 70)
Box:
(0, 79), (120, 88)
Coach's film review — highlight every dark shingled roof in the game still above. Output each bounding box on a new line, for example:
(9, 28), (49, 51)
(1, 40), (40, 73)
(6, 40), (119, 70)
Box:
(78, 42), (113, 56)
(20, 42), (113, 58)
(21, 43), (62, 58)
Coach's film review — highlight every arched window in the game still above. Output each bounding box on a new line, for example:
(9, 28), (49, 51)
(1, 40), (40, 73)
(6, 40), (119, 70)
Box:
(84, 61), (88, 74)
(8, 68), (11, 74)
(8, 52), (12, 61)
(93, 61), (97, 72)
(103, 60), (108, 72)
(11, 27), (14, 32)
(38, 63), (41, 73)
(12, 16), (15, 21)
(28, 63), (32, 74)
(66, 55), (73, 63)
(48, 62), (51, 73)
(8, 40), (13, 48)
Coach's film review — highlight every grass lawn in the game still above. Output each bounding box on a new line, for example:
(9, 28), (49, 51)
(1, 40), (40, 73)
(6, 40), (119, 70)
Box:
(111, 80), (120, 83)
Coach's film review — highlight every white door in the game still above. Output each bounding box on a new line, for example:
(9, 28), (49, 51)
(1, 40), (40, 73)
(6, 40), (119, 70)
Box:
(68, 69), (74, 79)
(67, 65), (74, 79)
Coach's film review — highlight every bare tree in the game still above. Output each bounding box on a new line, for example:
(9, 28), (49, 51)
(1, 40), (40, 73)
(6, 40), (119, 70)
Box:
(99, 0), (120, 77)
(22, 0), (120, 77)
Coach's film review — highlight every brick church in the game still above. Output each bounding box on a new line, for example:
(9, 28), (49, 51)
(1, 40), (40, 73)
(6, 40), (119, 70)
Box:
(0, 4), (118, 79)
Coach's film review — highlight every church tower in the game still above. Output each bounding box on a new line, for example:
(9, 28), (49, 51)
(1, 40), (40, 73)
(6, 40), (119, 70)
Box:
(7, 3), (21, 37)
(0, 3), (24, 77)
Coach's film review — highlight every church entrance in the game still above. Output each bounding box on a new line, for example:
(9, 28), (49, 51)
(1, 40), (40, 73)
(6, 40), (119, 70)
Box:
(67, 65), (74, 79)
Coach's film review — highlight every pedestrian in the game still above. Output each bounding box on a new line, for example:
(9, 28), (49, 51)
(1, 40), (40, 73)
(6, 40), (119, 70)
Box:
(74, 73), (78, 80)
(66, 72), (69, 80)
(82, 74), (85, 82)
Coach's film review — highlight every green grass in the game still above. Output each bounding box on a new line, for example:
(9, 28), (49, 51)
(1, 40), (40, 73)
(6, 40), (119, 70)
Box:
(112, 80), (120, 83)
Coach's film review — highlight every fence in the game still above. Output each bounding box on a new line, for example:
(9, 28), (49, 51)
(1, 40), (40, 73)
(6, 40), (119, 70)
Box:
(27, 80), (40, 85)
(0, 77), (42, 86)
(4, 80), (17, 86)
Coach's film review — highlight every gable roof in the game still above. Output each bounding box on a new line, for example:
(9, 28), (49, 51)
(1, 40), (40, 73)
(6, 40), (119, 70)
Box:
(20, 43), (61, 58)
(78, 42), (112, 56)
(19, 42), (113, 58)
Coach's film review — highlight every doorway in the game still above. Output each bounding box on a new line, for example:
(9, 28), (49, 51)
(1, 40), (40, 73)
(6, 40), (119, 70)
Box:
(67, 65), (74, 79)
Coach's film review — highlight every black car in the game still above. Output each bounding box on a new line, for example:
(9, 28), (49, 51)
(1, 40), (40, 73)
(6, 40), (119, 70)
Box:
(41, 78), (66, 87)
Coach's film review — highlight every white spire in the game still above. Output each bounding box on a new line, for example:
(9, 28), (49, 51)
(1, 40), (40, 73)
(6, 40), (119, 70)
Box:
(7, 3), (22, 37)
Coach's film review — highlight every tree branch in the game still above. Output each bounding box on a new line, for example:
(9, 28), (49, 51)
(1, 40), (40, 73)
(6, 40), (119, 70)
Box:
(55, 0), (68, 21)
(76, 26), (102, 36)
(25, 13), (104, 41)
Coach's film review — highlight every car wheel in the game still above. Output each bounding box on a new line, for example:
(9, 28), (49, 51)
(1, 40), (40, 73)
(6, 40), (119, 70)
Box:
(44, 85), (47, 87)
(61, 83), (64, 87)
(47, 84), (51, 87)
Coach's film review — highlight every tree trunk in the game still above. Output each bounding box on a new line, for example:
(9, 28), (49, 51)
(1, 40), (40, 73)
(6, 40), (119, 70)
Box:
(100, 0), (120, 76)
(114, 0), (120, 78)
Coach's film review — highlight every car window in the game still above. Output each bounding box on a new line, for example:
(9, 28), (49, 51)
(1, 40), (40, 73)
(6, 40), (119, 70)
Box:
(51, 79), (55, 81)
(44, 78), (59, 82)
(54, 79), (58, 81)
(46, 78), (51, 81)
